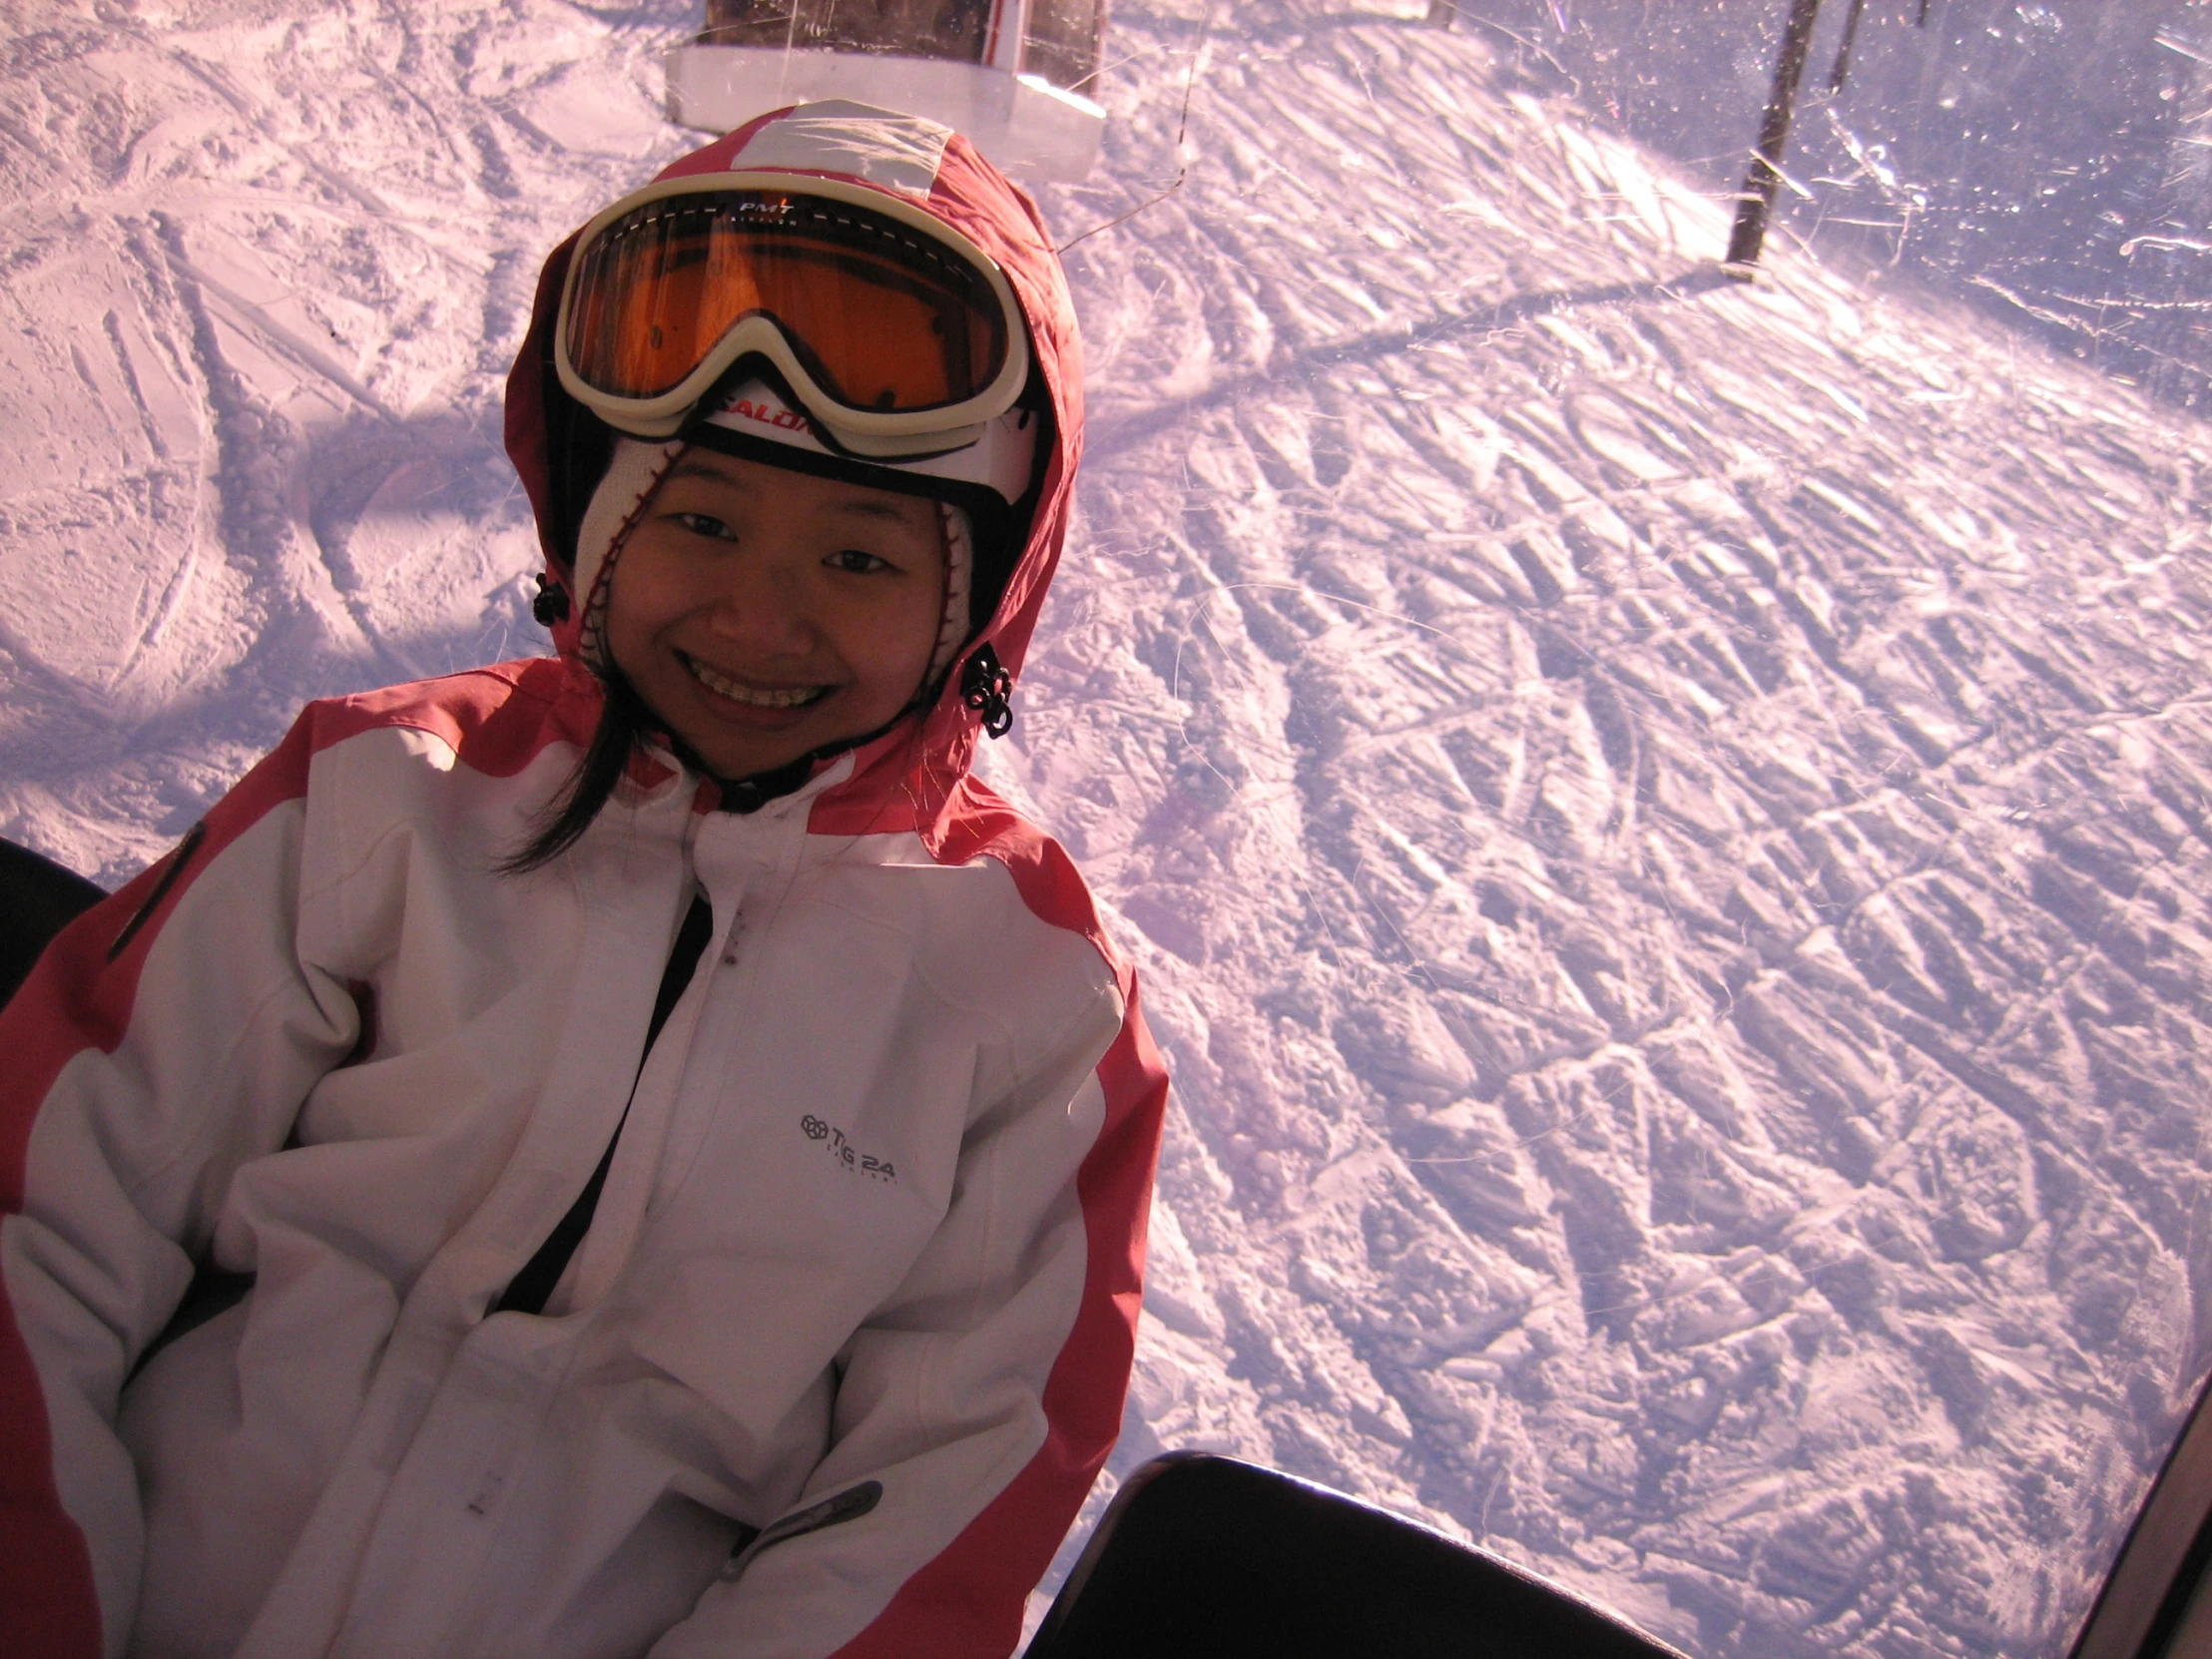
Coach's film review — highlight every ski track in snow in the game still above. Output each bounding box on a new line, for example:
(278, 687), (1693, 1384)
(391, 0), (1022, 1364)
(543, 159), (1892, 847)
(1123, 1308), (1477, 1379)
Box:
(5, 2), (2212, 1655)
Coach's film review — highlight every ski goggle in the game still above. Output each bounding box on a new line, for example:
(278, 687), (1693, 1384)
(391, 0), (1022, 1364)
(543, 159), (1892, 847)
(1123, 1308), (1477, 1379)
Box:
(553, 172), (1030, 456)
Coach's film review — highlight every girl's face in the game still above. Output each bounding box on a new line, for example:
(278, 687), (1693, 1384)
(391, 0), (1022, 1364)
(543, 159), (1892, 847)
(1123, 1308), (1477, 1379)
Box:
(605, 448), (946, 781)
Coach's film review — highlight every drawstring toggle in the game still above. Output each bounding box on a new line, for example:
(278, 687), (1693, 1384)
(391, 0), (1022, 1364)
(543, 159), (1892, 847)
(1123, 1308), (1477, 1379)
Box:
(532, 574), (572, 626)
(959, 643), (1014, 739)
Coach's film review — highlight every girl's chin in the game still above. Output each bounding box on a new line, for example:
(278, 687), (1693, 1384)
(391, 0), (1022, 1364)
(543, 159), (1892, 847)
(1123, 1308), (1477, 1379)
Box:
(682, 701), (893, 780)
(684, 722), (824, 779)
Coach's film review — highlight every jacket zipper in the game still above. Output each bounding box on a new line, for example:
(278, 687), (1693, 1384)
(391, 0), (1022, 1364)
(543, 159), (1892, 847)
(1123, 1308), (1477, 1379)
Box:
(109, 820), (207, 961)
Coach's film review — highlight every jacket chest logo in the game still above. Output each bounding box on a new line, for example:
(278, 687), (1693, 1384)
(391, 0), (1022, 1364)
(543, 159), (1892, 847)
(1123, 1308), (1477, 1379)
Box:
(800, 1115), (898, 1183)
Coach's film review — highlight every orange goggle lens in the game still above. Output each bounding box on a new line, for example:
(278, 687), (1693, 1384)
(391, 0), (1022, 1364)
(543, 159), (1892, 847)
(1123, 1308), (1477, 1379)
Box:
(564, 192), (1010, 413)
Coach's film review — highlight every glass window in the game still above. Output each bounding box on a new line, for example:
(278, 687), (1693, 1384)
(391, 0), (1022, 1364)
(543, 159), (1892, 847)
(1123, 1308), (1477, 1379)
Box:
(1024, 0), (1106, 96)
(3, 2), (2206, 1656)
(1010, 2), (2212, 1654)
(704, 0), (991, 63)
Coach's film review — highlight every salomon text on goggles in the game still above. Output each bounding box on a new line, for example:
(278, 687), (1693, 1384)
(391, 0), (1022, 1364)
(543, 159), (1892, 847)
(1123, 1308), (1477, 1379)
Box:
(554, 173), (1031, 458)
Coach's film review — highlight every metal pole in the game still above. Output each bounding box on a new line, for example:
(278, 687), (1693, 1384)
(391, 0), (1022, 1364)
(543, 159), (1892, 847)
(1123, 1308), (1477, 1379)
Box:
(1829, 0), (1871, 92)
(1726, 0), (1826, 275)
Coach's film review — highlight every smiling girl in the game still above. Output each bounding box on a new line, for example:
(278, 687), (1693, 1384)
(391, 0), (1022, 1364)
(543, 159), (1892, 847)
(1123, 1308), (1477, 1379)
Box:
(0, 103), (1168, 1659)
(611, 450), (948, 781)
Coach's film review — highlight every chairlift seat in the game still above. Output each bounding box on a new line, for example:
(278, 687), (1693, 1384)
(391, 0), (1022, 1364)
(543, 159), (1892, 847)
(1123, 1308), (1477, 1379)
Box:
(0, 837), (105, 1011)
(1025, 1452), (1690, 1659)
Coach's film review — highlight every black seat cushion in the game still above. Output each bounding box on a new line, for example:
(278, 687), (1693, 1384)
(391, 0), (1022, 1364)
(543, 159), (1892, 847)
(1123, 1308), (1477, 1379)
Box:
(0, 837), (106, 1012)
(1026, 1453), (1687, 1659)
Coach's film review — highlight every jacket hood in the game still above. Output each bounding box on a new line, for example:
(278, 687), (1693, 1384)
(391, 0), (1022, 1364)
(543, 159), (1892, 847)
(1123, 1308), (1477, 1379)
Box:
(503, 102), (1084, 830)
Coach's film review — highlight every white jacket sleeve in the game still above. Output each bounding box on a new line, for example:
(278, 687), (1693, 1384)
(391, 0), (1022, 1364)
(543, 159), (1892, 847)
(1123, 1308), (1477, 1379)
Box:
(650, 972), (1169, 1659)
(0, 720), (357, 1659)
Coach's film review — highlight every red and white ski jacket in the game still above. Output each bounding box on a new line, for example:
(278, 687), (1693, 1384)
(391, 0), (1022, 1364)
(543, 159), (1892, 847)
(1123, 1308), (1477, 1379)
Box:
(0, 109), (1168, 1659)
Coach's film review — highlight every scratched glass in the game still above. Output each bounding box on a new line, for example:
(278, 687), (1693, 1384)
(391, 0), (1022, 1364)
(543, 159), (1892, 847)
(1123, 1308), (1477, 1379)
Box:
(2, 1), (2207, 1655)
(1023, 3), (2212, 1655)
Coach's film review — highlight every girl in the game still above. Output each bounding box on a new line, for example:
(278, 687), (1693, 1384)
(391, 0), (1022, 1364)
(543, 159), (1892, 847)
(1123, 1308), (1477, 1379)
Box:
(0, 102), (1168, 1659)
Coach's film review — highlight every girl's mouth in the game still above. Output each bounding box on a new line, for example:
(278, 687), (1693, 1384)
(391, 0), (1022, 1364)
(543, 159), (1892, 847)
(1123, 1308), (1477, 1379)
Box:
(682, 653), (833, 710)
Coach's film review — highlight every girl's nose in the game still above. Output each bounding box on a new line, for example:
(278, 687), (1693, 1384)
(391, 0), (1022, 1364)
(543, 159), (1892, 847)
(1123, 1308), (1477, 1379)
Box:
(704, 557), (816, 656)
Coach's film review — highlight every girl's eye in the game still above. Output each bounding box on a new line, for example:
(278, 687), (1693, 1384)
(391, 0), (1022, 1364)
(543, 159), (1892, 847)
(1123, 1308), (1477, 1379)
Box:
(828, 549), (895, 575)
(674, 512), (735, 540)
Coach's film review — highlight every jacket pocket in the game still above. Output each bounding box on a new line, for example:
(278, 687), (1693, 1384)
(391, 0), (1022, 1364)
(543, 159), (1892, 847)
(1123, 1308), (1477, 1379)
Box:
(720, 1479), (883, 1584)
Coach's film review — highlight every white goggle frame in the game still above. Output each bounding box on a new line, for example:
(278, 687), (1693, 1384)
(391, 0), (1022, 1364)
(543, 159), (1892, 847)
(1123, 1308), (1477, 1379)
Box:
(552, 171), (1031, 459)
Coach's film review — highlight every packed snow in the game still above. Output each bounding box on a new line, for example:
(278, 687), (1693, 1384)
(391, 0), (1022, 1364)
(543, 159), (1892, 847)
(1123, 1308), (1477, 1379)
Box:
(4, 2), (2211, 1656)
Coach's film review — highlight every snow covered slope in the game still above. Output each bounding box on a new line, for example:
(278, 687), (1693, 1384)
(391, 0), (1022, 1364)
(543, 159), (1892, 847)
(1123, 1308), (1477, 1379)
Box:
(0, 0), (684, 879)
(6, 3), (2212, 1656)
(1021, 10), (2212, 1655)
